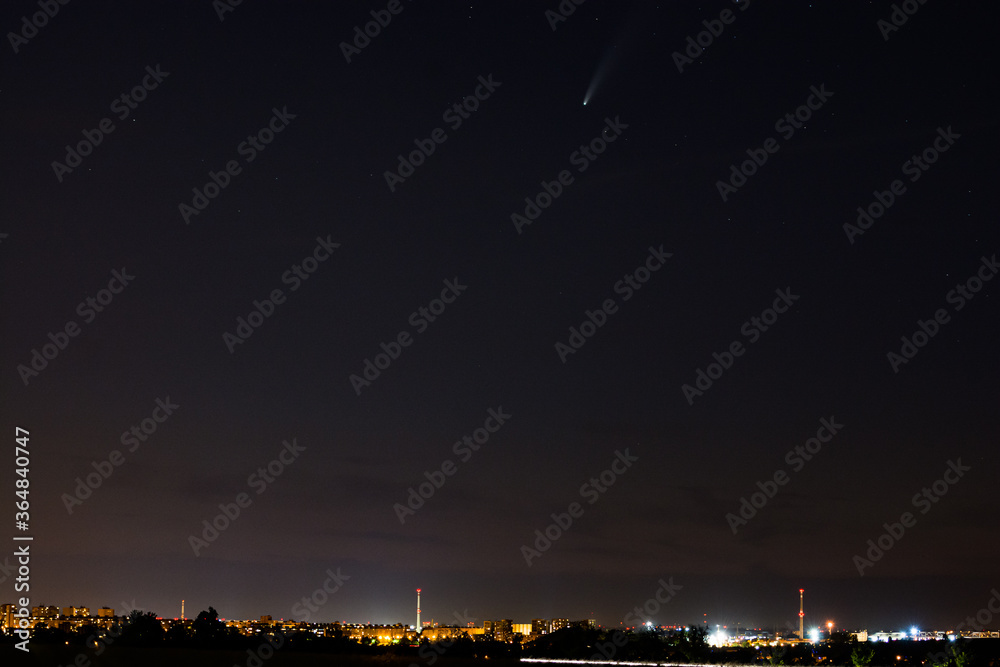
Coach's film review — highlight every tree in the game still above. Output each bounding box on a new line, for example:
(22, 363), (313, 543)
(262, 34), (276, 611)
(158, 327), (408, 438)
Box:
(765, 645), (787, 666)
(164, 622), (190, 644)
(850, 644), (874, 667)
(29, 625), (70, 645)
(674, 626), (709, 662)
(192, 606), (231, 645)
(951, 642), (972, 667)
(119, 609), (165, 646)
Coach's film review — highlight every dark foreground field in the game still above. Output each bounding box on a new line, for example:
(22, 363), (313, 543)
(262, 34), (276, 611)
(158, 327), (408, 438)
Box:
(5, 640), (999, 667)
(1, 646), (521, 667)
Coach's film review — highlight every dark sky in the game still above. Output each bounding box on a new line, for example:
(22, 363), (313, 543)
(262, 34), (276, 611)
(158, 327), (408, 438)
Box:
(2, 0), (998, 634)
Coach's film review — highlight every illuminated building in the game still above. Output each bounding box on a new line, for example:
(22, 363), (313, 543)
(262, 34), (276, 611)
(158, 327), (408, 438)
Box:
(62, 606), (91, 617)
(1, 604), (15, 630)
(420, 626), (474, 641)
(339, 623), (412, 644)
(513, 623), (532, 636)
(487, 619), (513, 642)
(31, 605), (59, 619)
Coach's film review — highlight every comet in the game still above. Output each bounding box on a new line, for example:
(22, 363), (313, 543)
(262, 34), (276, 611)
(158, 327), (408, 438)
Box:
(582, 53), (610, 107)
(582, 9), (648, 107)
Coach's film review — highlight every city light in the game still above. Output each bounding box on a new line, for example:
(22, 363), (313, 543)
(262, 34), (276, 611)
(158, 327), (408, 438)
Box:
(809, 627), (820, 643)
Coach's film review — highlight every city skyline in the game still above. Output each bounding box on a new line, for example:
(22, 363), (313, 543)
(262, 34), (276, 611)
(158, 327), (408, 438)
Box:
(9, 597), (999, 638)
(9, 583), (1000, 634)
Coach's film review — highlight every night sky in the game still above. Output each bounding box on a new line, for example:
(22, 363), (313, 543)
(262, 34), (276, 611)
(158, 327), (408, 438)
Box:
(2, 0), (998, 633)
